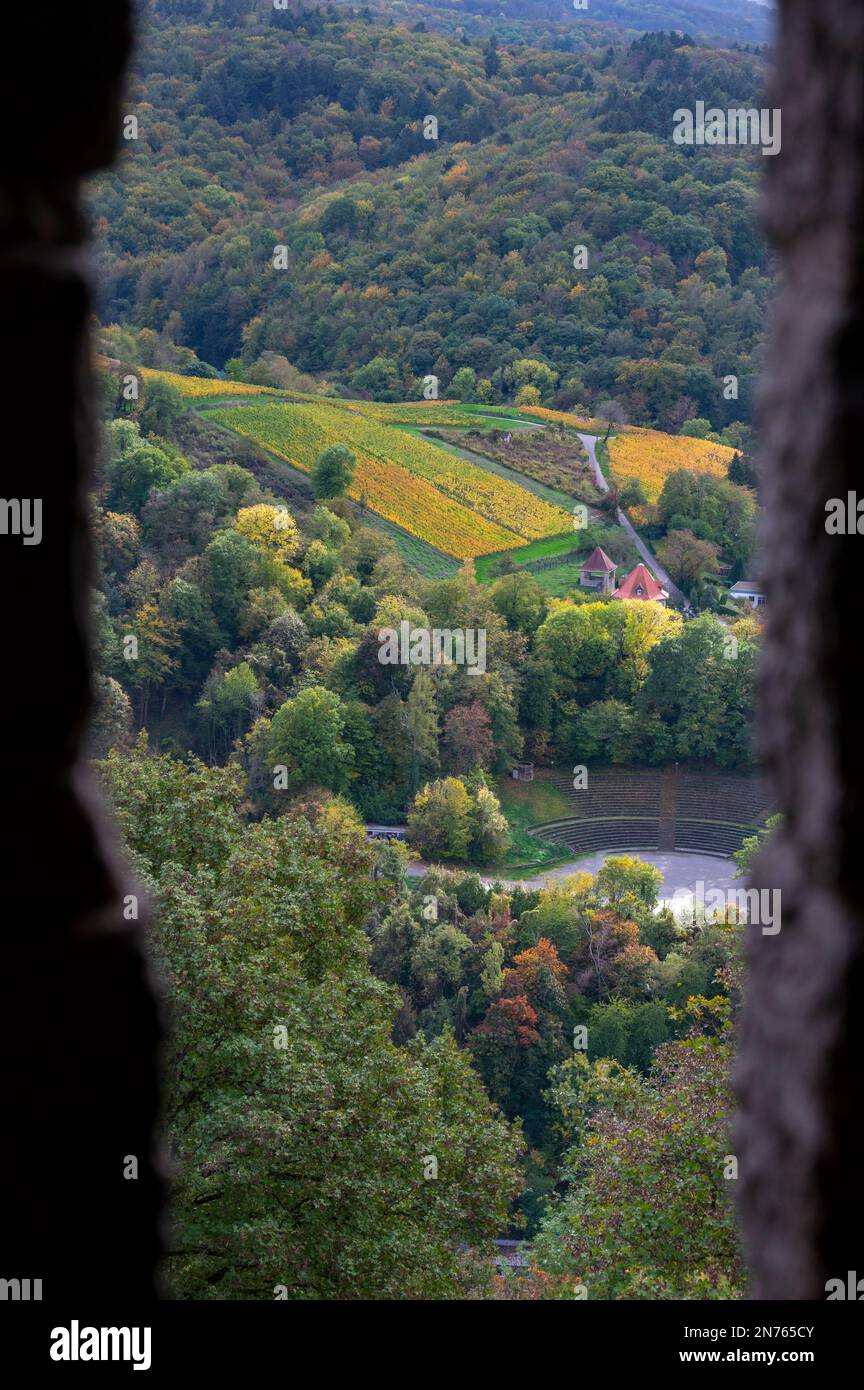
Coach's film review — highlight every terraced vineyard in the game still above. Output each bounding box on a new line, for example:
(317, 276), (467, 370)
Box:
(444, 428), (599, 503)
(476, 402), (740, 505)
(133, 366), (739, 557)
(206, 400), (573, 561)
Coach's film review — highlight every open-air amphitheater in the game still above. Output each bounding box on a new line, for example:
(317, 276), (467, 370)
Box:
(530, 766), (773, 859)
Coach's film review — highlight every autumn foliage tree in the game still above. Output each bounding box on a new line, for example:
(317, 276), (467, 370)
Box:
(571, 910), (659, 1001)
(408, 776), (510, 864)
(531, 995), (744, 1299)
(442, 700), (494, 774)
(471, 938), (570, 1140)
(98, 742), (524, 1299)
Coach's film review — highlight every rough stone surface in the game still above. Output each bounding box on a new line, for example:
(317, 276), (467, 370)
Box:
(0, 3), (162, 1302)
(736, 0), (864, 1299)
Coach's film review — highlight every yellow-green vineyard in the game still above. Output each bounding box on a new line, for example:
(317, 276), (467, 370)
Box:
(140, 367), (280, 398)
(205, 400), (573, 561)
(137, 366), (467, 423)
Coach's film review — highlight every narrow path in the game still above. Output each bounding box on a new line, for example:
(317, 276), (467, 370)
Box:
(577, 432), (688, 608)
(463, 412), (544, 430)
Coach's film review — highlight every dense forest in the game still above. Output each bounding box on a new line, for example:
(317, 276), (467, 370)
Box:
(92, 1), (772, 433)
(86, 0), (768, 1299)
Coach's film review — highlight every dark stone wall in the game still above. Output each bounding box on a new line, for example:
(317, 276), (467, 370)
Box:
(0, 4), (163, 1302)
(736, 0), (864, 1299)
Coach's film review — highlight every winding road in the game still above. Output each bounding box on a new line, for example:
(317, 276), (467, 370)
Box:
(577, 432), (687, 608)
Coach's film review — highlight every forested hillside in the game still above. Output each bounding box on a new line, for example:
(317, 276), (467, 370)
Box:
(92, 2), (771, 432)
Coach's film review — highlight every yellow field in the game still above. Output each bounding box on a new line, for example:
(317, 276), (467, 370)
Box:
(125, 367), (468, 423)
(607, 428), (737, 502)
(139, 368), (280, 398)
(207, 401), (573, 559)
(108, 363), (738, 522)
(321, 407), (572, 541)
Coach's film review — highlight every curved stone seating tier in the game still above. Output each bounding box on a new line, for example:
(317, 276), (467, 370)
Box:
(532, 817), (662, 854)
(676, 772), (771, 823)
(534, 765), (771, 859)
(674, 821), (761, 856)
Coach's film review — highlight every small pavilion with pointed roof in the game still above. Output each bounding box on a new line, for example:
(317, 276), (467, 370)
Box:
(579, 545), (617, 594)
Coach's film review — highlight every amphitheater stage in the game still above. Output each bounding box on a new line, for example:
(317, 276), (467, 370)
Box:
(519, 849), (744, 903)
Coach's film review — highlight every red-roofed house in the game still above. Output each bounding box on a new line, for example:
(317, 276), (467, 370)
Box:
(612, 563), (669, 605)
(579, 546), (617, 594)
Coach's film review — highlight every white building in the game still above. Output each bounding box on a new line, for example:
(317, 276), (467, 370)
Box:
(729, 580), (765, 609)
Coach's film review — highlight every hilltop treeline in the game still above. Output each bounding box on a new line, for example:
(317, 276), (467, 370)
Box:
(92, 8), (769, 432)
